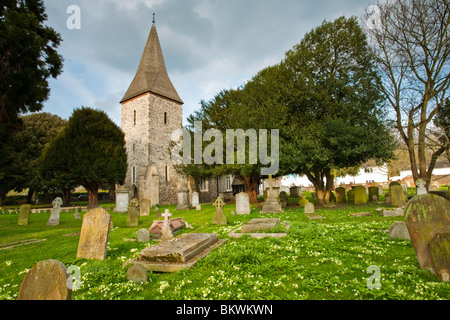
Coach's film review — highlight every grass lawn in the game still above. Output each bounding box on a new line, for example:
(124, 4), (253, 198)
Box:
(0, 194), (449, 301)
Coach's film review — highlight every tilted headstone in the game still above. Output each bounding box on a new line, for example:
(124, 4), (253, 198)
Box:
(304, 202), (315, 214)
(354, 186), (367, 205)
(127, 198), (140, 227)
(47, 197), (63, 226)
(18, 260), (72, 300)
(390, 185), (406, 207)
(76, 208), (111, 260)
(18, 204), (31, 226)
(335, 187), (346, 204)
(140, 198), (151, 216)
(236, 192), (250, 215)
(212, 197), (227, 225)
(429, 233), (450, 282)
(405, 194), (450, 275)
(191, 192), (199, 207)
(368, 187), (379, 202)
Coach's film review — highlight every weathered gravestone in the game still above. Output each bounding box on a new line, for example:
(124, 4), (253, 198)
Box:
(335, 187), (346, 204)
(389, 222), (411, 240)
(18, 204), (31, 226)
(354, 186), (367, 205)
(74, 208), (81, 220)
(236, 192), (250, 215)
(114, 187), (129, 213)
(191, 192), (199, 207)
(47, 197), (63, 226)
(304, 202), (315, 214)
(160, 209), (174, 241)
(212, 197), (227, 225)
(347, 189), (355, 204)
(298, 194), (309, 207)
(137, 228), (151, 243)
(368, 187), (379, 202)
(389, 181), (401, 189)
(129, 233), (226, 272)
(390, 185), (406, 207)
(76, 208), (111, 260)
(176, 180), (191, 210)
(240, 218), (280, 233)
(140, 198), (151, 216)
(127, 198), (140, 227)
(260, 175), (284, 214)
(405, 194), (450, 277)
(289, 186), (300, 198)
(18, 260), (72, 300)
(383, 208), (404, 217)
(429, 233), (450, 282)
(127, 263), (149, 283)
(279, 191), (287, 208)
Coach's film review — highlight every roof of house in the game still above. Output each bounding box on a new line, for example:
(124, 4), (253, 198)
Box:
(120, 22), (183, 105)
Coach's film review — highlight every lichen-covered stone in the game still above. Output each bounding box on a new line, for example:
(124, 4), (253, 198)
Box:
(354, 186), (367, 205)
(76, 208), (111, 260)
(18, 204), (31, 226)
(429, 233), (450, 282)
(335, 187), (346, 203)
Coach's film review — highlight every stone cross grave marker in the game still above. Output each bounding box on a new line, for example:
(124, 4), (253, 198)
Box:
(415, 178), (428, 196)
(47, 197), (63, 226)
(18, 259), (72, 300)
(212, 197), (227, 225)
(260, 175), (284, 214)
(76, 208), (111, 260)
(160, 209), (174, 241)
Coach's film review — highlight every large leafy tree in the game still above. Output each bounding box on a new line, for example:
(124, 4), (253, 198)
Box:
(0, 112), (67, 203)
(40, 107), (127, 209)
(279, 16), (396, 204)
(0, 0), (63, 148)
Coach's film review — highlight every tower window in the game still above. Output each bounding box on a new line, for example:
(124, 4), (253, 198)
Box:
(164, 112), (167, 125)
(133, 143), (136, 153)
(165, 165), (168, 182)
(132, 166), (136, 184)
(134, 110), (136, 125)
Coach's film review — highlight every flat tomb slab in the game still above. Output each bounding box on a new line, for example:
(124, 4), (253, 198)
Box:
(126, 233), (226, 273)
(240, 218), (280, 233)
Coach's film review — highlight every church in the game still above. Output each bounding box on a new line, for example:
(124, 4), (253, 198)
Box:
(119, 17), (183, 205)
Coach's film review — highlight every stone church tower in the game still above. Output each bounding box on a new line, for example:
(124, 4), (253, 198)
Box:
(120, 18), (183, 205)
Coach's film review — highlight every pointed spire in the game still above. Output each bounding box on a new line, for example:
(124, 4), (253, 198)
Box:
(120, 17), (183, 105)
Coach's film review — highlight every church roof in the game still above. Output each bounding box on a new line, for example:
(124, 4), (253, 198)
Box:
(120, 22), (183, 104)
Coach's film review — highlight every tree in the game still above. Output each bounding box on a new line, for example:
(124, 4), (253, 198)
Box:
(40, 107), (127, 209)
(0, 0), (63, 148)
(279, 16), (396, 204)
(0, 112), (67, 203)
(364, 0), (450, 190)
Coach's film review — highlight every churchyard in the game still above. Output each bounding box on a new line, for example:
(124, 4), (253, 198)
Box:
(1, 189), (449, 300)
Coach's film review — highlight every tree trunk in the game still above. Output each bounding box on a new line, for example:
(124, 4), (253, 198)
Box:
(26, 188), (34, 204)
(62, 188), (71, 207)
(238, 174), (259, 204)
(305, 168), (334, 205)
(86, 184), (99, 209)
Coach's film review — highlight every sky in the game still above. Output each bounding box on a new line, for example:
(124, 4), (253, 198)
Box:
(42, 0), (377, 127)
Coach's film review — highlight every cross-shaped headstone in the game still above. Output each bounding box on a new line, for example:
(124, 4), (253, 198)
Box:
(213, 197), (225, 210)
(268, 175), (273, 191)
(160, 209), (173, 241)
(52, 197), (63, 208)
(162, 209), (172, 224)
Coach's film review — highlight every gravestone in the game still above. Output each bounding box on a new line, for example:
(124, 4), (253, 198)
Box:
(47, 197), (63, 226)
(289, 186), (300, 198)
(304, 202), (315, 214)
(130, 233), (225, 272)
(429, 233), (450, 282)
(383, 208), (404, 217)
(176, 180), (191, 210)
(389, 222), (411, 240)
(212, 197), (227, 225)
(18, 204), (31, 226)
(236, 192), (250, 215)
(127, 198), (140, 227)
(196, 204), (201, 211)
(160, 209), (174, 241)
(390, 185), (406, 207)
(389, 181), (401, 189)
(378, 185), (384, 196)
(354, 186), (367, 205)
(18, 260), (72, 300)
(74, 208), (81, 220)
(240, 218), (280, 233)
(191, 192), (199, 207)
(279, 191), (287, 208)
(335, 187), (346, 204)
(137, 229), (150, 243)
(298, 194), (309, 207)
(368, 187), (379, 202)
(140, 198), (151, 216)
(414, 180), (427, 196)
(405, 194), (450, 274)
(127, 264), (149, 283)
(148, 217), (188, 238)
(306, 214), (325, 220)
(114, 187), (129, 213)
(260, 175), (284, 214)
(347, 189), (355, 203)
(76, 208), (111, 260)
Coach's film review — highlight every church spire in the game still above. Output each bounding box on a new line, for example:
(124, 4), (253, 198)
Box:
(120, 17), (183, 105)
